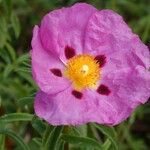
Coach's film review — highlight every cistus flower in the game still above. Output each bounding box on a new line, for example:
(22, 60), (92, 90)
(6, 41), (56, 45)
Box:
(31, 3), (150, 126)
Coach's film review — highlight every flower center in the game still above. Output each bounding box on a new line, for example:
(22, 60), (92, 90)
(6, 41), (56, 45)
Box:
(64, 55), (100, 91)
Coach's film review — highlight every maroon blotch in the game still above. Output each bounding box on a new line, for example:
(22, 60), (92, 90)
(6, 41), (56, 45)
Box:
(94, 55), (106, 67)
(50, 68), (62, 77)
(97, 84), (111, 95)
(65, 45), (76, 59)
(72, 90), (83, 99)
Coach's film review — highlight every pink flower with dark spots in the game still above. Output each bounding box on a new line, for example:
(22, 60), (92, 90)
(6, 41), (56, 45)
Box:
(31, 3), (150, 125)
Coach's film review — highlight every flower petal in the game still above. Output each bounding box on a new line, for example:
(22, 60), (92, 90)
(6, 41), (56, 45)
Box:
(84, 10), (134, 54)
(84, 10), (150, 70)
(31, 26), (70, 94)
(34, 87), (117, 126)
(98, 66), (150, 125)
(131, 36), (150, 69)
(40, 3), (97, 62)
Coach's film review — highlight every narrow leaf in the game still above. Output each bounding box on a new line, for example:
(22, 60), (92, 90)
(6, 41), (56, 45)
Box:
(17, 53), (30, 63)
(11, 13), (21, 38)
(32, 137), (42, 146)
(94, 124), (118, 150)
(61, 134), (102, 149)
(0, 113), (34, 123)
(31, 117), (46, 136)
(42, 125), (54, 147)
(45, 126), (63, 150)
(0, 128), (29, 150)
(3, 64), (14, 78)
(0, 135), (5, 150)
(102, 139), (112, 150)
(6, 43), (16, 62)
(18, 96), (34, 107)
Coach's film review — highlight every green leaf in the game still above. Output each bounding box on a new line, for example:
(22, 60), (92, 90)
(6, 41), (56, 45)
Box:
(56, 139), (65, 150)
(0, 17), (9, 48)
(5, 42), (16, 62)
(94, 124), (118, 150)
(0, 128), (29, 150)
(42, 125), (54, 147)
(77, 124), (88, 137)
(61, 134), (102, 149)
(15, 67), (31, 73)
(22, 61), (31, 68)
(0, 135), (5, 150)
(11, 12), (21, 38)
(0, 113), (34, 123)
(31, 117), (46, 136)
(32, 137), (42, 146)
(17, 53), (30, 63)
(29, 137), (42, 150)
(18, 96), (34, 107)
(142, 16), (150, 42)
(44, 126), (63, 150)
(16, 71), (36, 87)
(102, 139), (112, 150)
(4, 0), (12, 16)
(3, 64), (14, 78)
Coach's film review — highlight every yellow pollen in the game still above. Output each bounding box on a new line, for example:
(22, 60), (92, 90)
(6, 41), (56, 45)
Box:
(64, 55), (100, 91)
(81, 65), (89, 75)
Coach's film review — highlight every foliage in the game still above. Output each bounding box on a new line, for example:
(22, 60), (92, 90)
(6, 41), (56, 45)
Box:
(0, 0), (150, 149)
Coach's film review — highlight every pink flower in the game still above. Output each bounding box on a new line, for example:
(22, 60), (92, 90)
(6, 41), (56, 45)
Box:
(31, 3), (150, 125)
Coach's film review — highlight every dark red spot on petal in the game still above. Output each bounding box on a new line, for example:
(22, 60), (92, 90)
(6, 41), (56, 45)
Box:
(50, 68), (62, 77)
(94, 55), (106, 67)
(65, 45), (76, 59)
(97, 84), (111, 95)
(72, 90), (83, 99)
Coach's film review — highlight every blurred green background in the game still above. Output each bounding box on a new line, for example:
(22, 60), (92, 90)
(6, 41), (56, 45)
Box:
(0, 0), (150, 150)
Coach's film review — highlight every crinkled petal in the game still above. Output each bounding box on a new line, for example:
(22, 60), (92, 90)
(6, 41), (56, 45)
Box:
(131, 36), (150, 69)
(84, 10), (133, 53)
(84, 10), (150, 70)
(100, 49), (149, 76)
(40, 3), (97, 62)
(31, 26), (70, 94)
(99, 66), (150, 125)
(34, 87), (117, 126)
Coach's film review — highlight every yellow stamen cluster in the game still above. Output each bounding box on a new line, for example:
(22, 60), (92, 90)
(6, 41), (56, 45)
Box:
(64, 55), (100, 91)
